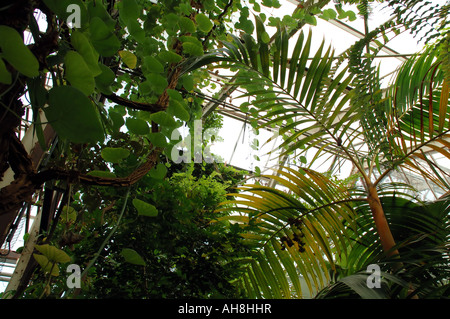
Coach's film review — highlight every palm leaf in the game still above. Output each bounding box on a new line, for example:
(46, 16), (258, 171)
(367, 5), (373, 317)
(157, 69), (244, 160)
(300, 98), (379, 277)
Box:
(214, 22), (363, 170)
(379, 45), (450, 193)
(216, 167), (359, 298)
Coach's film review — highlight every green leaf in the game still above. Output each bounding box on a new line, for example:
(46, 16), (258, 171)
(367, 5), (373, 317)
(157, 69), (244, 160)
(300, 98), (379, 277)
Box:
(109, 110), (124, 131)
(121, 248), (146, 266)
(146, 73), (168, 95)
(126, 117), (150, 135)
(167, 89), (190, 121)
(132, 198), (158, 217)
(35, 244), (71, 263)
(138, 80), (152, 95)
(64, 50), (95, 96)
(182, 42), (204, 56)
(61, 205), (77, 223)
(149, 162), (167, 179)
(158, 50), (183, 64)
(179, 16), (196, 33)
(101, 147), (130, 163)
(167, 88), (183, 101)
(95, 63), (115, 95)
(119, 0), (141, 22)
(0, 58), (12, 84)
(182, 75), (194, 91)
(261, 31), (270, 44)
(168, 99), (190, 121)
(162, 13), (180, 35)
(148, 132), (168, 147)
(304, 14), (317, 26)
(143, 56), (164, 74)
(119, 50), (137, 69)
(151, 111), (178, 127)
(89, 17), (121, 57)
(33, 254), (59, 276)
(0, 25), (39, 78)
(45, 86), (104, 143)
(186, 44), (206, 59)
(71, 31), (102, 76)
(87, 0), (116, 29)
(127, 20), (146, 43)
(321, 8), (337, 21)
(195, 13), (213, 33)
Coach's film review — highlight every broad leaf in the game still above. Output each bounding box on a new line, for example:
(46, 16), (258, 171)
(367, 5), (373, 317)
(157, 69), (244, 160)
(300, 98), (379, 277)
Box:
(33, 254), (60, 276)
(179, 16), (196, 33)
(195, 13), (213, 33)
(126, 118), (150, 135)
(71, 31), (102, 76)
(45, 86), (104, 143)
(158, 50), (183, 64)
(149, 163), (167, 180)
(121, 248), (146, 266)
(95, 63), (116, 95)
(119, 0), (140, 22)
(101, 147), (130, 163)
(132, 198), (158, 217)
(64, 50), (95, 96)
(35, 244), (71, 263)
(151, 111), (179, 127)
(119, 50), (137, 69)
(0, 25), (39, 78)
(148, 132), (168, 147)
(143, 56), (164, 74)
(89, 17), (121, 57)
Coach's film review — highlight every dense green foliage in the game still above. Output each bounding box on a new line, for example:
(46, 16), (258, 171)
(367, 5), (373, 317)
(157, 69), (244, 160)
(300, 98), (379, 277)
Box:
(22, 163), (249, 298)
(0, 0), (449, 299)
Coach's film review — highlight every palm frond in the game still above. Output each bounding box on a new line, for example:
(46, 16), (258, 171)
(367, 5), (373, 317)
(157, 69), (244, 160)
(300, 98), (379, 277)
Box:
(378, 45), (450, 194)
(216, 20), (365, 175)
(385, 0), (449, 43)
(216, 167), (360, 298)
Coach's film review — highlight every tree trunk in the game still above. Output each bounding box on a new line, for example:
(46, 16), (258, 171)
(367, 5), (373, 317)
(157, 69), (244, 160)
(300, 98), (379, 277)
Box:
(367, 184), (399, 258)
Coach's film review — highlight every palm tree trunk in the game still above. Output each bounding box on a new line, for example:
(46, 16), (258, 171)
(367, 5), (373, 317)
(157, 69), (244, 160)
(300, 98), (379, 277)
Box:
(367, 184), (399, 257)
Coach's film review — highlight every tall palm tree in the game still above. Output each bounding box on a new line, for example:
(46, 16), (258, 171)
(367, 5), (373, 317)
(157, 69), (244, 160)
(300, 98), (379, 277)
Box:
(197, 1), (450, 298)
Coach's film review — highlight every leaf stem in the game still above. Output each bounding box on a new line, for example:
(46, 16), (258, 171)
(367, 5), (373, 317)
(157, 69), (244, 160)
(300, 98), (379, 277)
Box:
(69, 188), (131, 298)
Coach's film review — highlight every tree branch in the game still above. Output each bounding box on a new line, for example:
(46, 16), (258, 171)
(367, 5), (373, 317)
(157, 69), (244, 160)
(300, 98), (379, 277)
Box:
(102, 93), (166, 113)
(0, 148), (162, 217)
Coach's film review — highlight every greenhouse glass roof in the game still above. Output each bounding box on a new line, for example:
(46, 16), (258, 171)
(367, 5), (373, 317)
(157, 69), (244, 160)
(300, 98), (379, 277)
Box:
(203, 0), (448, 201)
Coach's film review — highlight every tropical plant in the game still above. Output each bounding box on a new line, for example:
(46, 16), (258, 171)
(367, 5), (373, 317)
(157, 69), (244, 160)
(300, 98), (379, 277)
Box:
(204, 2), (450, 298)
(1, 0), (449, 300)
(0, 0), (267, 298)
(18, 162), (249, 299)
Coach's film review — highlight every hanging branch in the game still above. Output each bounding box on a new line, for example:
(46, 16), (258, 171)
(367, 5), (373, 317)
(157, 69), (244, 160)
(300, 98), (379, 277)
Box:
(0, 145), (162, 217)
(101, 93), (166, 113)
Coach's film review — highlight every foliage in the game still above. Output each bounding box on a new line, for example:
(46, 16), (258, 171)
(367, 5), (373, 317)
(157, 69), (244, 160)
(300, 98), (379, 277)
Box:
(21, 162), (248, 298)
(1, 0), (449, 300)
(197, 0), (450, 298)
